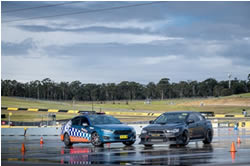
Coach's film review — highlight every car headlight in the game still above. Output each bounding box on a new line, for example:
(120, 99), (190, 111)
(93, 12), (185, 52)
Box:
(102, 129), (114, 133)
(141, 129), (147, 134)
(165, 128), (179, 133)
(132, 128), (136, 133)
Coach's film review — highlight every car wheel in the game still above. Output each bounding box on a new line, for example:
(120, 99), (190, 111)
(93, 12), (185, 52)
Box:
(180, 130), (190, 146)
(91, 132), (104, 147)
(122, 141), (135, 146)
(144, 144), (153, 147)
(203, 129), (213, 144)
(64, 133), (73, 146)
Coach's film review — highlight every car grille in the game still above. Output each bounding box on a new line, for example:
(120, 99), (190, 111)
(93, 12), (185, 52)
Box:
(114, 130), (131, 135)
(148, 130), (164, 134)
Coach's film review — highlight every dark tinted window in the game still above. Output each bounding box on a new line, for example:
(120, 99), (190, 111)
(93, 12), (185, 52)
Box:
(154, 113), (189, 124)
(88, 115), (121, 125)
(72, 117), (81, 126)
(81, 117), (90, 125)
(195, 113), (205, 121)
(187, 113), (199, 122)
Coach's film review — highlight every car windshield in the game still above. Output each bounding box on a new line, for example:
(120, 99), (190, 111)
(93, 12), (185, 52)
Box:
(154, 113), (189, 124)
(88, 115), (122, 125)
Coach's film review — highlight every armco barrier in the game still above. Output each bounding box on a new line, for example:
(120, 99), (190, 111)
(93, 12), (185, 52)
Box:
(1, 107), (161, 117)
(214, 114), (245, 118)
(2, 107), (82, 114)
(1, 107), (248, 118)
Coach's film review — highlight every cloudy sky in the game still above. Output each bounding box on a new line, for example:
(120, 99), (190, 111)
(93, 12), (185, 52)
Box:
(1, 1), (250, 84)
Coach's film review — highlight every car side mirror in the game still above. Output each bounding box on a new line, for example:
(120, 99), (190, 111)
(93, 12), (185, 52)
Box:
(82, 123), (88, 127)
(187, 119), (194, 124)
(149, 120), (154, 124)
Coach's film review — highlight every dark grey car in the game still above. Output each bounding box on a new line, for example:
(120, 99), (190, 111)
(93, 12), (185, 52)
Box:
(139, 111), (213, 147)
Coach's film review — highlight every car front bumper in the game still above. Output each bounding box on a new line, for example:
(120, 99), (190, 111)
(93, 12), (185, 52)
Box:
(101, 132), (136, 143)
(139, 132), (183, 145)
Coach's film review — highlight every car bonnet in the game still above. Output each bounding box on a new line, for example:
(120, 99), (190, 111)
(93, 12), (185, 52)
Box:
(144, 123), (184, 130)
(93, 124), (134, 130)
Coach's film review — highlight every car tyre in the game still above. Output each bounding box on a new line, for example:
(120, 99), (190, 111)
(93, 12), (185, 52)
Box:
(203, 129), (213, 144)
(144, 144), (153, 147)
(180, 130), (190, 146)
(64, 133), (73, 147)
(122, 141), (135, 146)
(91, 132), (104, 147)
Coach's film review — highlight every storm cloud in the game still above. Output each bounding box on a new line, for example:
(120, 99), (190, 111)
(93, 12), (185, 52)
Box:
(1, 1), (250, 83)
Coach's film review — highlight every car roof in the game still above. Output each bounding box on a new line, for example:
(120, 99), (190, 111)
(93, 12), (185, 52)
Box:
(73, 114), (107, 118)
(164, 111), (198, 114)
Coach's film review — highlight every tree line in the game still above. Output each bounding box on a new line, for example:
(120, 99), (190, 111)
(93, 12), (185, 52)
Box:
(2, 75), (250, 101)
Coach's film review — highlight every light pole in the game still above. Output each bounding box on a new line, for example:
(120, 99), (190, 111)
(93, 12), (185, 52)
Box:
(92, 100), (94, 111)
(228, 73), (232, 89)
(47, 114), (49, 126)
(8, 112), (12, 125)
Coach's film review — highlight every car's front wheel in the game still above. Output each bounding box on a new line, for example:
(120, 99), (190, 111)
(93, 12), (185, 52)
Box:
(122, 141), (135, 146)
(144, 144), (153, 148)
(91, 132), (104, 147)
(203, 129), (213, 144)
(64, 133), (73, 146)
(180, 130), (190, 146)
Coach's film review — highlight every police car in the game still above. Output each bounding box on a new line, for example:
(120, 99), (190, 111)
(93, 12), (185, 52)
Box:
(61, 112), (136, 147)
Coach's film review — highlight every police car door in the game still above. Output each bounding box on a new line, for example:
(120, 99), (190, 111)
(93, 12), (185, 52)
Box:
(70, 117), (82, 142)
(69, 117), (91, 143)
(79, 117), (91, 142)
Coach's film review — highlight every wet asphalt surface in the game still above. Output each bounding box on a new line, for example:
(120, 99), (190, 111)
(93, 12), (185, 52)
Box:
(1, 128), (250, 166)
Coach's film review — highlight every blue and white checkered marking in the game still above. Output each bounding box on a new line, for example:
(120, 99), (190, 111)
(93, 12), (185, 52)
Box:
(69, 127), (91, 140)
(61, 120), (72, 134)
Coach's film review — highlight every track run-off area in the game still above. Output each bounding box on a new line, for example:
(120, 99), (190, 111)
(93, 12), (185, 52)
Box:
(1, 128), (250, 166)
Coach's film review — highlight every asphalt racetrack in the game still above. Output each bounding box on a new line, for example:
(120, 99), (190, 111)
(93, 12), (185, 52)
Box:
(2, 128), (250, 166)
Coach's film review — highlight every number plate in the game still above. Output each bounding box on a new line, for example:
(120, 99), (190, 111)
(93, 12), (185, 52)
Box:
(151, 134), (161, 137)
(120, 135), (128, 139)
(151, 139), (163, 142)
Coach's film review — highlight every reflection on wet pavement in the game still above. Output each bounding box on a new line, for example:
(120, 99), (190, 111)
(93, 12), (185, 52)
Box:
(2, 128), (250, 165)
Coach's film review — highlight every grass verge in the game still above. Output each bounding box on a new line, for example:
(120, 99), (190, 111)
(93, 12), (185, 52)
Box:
(1, 94), (250, 122)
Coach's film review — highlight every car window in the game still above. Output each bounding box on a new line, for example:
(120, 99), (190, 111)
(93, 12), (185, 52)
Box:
(81, 117), (90, 125)
(72, 117), (81, 126)
(196, 113), (205, 121)
(88, 115), (121, 125)
(154, 113), (189, 124)
(187, 113), (199, 122)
